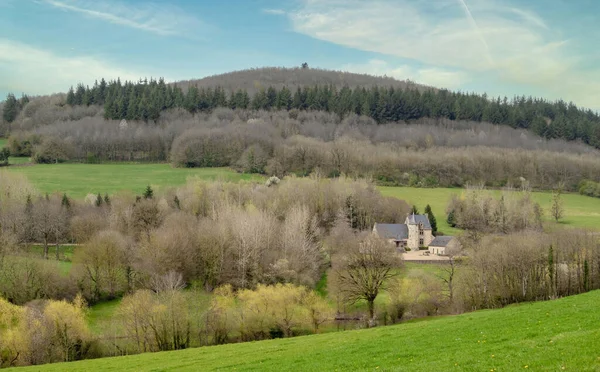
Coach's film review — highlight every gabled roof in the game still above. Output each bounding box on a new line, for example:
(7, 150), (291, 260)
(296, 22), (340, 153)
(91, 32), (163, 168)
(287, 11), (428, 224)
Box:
(374, 224), (408, 240)
(429, 236), (454, 247)
(407, 214), (432, 229)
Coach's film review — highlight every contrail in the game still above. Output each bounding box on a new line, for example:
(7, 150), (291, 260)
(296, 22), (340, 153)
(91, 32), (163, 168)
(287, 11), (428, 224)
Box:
(457, 0), (495, 68)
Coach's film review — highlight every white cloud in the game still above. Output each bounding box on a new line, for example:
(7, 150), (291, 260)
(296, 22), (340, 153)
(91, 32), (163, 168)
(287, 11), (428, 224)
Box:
(40, 0), (204, 36)
(0, 39), (158, 95)
(341, 59), (468, 89)
(263, 8), (286, 15)
(287, 0), (600, 108)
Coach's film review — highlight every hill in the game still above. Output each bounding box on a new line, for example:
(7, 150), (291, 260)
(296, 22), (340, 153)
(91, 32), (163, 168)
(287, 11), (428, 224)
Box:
(175, 66), (429, 94)
(16, 290), (600, 371)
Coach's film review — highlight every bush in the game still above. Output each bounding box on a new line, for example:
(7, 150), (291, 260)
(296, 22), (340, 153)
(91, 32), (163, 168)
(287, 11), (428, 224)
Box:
(33, 137), (74, 164)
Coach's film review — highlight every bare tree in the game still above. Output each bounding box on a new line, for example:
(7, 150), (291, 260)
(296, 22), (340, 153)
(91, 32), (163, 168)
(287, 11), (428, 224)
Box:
(550, 187), (564, 222)
(335, 234), (402, 321)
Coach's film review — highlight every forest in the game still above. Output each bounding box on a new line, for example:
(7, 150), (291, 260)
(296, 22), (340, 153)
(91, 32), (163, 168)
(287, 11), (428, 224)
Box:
(48, 77), (600, 148)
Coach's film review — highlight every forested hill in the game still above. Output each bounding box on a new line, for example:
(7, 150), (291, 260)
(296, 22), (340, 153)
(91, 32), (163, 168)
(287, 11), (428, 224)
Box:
(2, 67), (600, 149)
(174, 67), (428, 93)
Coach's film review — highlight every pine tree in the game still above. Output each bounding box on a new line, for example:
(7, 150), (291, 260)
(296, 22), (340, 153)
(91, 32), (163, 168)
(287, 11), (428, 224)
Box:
(95, 193), (103, 207)
(104, 193), (111, 206)
(2, 93), (19, 123)
(143, 185), (154, 199)
(61, 193), (71, 209)
(173, 195), (181, 210)
(66, 87), (76, 106)
(447, 210), (457, 227)
(410, 205), (419, 215)
(424, 204), (438, 235)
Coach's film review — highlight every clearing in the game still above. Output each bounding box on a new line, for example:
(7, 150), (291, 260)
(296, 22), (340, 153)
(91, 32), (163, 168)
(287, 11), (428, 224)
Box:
(379, 186), (600, 232)
(16, 290), (600, 371)
(5, 164), (263, 198)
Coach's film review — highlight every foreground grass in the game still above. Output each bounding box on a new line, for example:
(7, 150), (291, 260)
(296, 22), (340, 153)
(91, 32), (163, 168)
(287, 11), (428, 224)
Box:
(21, 290), (600, 371)
(379, 186), (600, 232)
(6, 164), (264, 198)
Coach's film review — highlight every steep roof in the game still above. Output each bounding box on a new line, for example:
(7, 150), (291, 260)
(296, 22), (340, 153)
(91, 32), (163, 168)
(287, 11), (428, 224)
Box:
(374, 224), (408, 240)
(429, 236), (454, 247)
(407, 214), (432, 229)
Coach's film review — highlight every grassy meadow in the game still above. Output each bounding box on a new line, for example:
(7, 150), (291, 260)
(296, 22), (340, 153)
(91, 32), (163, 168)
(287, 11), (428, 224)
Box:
(379, 186), (600, 232)
(15, 290), (600, 372)
(5, 163), (264, 198)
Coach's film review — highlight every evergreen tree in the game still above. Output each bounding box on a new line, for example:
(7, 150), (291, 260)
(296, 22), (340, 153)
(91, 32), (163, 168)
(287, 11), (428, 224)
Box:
(143, 185), (154, 199)
(173, 195), (181, 210)
(2, 93), (18, 123)
(61, 193), (71, 209)
(424, 204), (438, 235)
(104, 193), (111, 206)
(410, 205), (419, 215)
(66, 87), (76, 106)
(95, 193), (103, 207)
(447, 210), (457, 227)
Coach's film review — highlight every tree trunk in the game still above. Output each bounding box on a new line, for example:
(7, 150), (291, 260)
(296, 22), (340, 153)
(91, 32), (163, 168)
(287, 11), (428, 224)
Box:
(367, 299), (375, 321)
(43, 236), (49, 260)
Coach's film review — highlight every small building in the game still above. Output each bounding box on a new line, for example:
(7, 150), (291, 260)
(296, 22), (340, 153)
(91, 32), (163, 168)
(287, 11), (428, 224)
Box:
(372, 214), (435, 251)
(428, 236), (460, 256)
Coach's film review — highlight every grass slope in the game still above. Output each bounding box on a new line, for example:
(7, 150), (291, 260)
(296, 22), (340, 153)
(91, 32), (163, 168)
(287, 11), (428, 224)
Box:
(379, 186), (600, 232)
(20, 290), (600, 371)
(6, 164), (263, 198)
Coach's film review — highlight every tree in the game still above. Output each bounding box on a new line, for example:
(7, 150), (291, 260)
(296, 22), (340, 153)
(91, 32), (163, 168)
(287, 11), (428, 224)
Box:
(2, 93), (19, 123)
(410, 205), (419, 215)
(95, 193), (103, 207)
(143, 185), (154, 200)
(446, 209), (456, 227)
(550, 187), (564, 222)
(424, 204), (437, 235)
(336, 234), (402, 321)
(301, 62), (309, 69)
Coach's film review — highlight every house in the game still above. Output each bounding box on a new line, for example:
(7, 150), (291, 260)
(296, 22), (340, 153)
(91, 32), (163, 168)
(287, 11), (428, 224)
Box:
(428, 235), (460, 256)
(372, 214), (435, 251)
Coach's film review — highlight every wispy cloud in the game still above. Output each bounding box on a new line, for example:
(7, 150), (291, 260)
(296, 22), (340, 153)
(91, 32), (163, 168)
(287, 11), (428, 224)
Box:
(287, 0), (600, 108)
(40, 0), (204, 36)
(0, 39), (159, 95)
(263, 8), (285, 15)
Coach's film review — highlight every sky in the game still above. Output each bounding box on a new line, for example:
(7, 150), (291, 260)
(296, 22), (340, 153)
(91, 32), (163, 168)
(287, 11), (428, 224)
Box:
(1, 0), (599, 109)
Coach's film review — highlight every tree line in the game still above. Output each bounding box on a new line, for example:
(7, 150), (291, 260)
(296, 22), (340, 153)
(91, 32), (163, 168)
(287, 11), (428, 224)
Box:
(46, 77), (600, 148)
(6, 110), (600, 191)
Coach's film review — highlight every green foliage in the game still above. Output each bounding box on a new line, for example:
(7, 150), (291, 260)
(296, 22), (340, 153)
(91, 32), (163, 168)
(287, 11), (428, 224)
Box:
(578, 179), (600, 198)
(22, 291), (600, 371)
(62, 79), (600, 148)
(410, 205), (419, 215)
(143, 185), (154, 199)
(2, 93), (19, 123)
(424, 204), (437, 234)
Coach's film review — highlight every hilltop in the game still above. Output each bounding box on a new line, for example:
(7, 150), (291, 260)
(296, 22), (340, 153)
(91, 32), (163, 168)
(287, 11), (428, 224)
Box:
(15, 290), (600, 371)
(175, 66), (429, 93)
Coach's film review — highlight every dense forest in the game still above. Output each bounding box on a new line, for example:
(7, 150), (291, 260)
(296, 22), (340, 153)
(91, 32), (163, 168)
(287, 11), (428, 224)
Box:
(44, 77), (600, 148)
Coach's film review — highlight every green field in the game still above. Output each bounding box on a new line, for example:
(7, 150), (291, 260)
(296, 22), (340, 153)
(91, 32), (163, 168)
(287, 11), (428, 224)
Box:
(379, 186), (600, 232)
(5, 164), (264, 198)
(18, 290), (600, 371)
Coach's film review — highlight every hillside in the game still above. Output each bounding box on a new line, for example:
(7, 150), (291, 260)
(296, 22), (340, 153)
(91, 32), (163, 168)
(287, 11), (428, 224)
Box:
(175, 66), (429, 94)
(16, 290), (600, 371)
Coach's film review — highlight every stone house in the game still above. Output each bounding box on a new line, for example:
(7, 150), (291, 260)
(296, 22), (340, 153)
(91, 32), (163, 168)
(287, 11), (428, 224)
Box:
(428, 235), (460, 256)
(372, 214), (435, 251)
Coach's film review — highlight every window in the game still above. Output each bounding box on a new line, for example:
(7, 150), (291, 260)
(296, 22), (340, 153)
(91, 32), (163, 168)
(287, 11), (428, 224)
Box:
(419, 238), (424, 246)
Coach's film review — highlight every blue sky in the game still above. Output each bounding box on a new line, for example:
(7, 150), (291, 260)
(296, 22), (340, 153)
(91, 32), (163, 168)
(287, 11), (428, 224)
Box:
(1, 0), (599, 109)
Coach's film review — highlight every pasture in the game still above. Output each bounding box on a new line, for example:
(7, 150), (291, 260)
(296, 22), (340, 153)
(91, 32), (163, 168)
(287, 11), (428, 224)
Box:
(379, 186), (600, 232)
(5, 164), (264, 198)
(16, 290), (600, 371)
